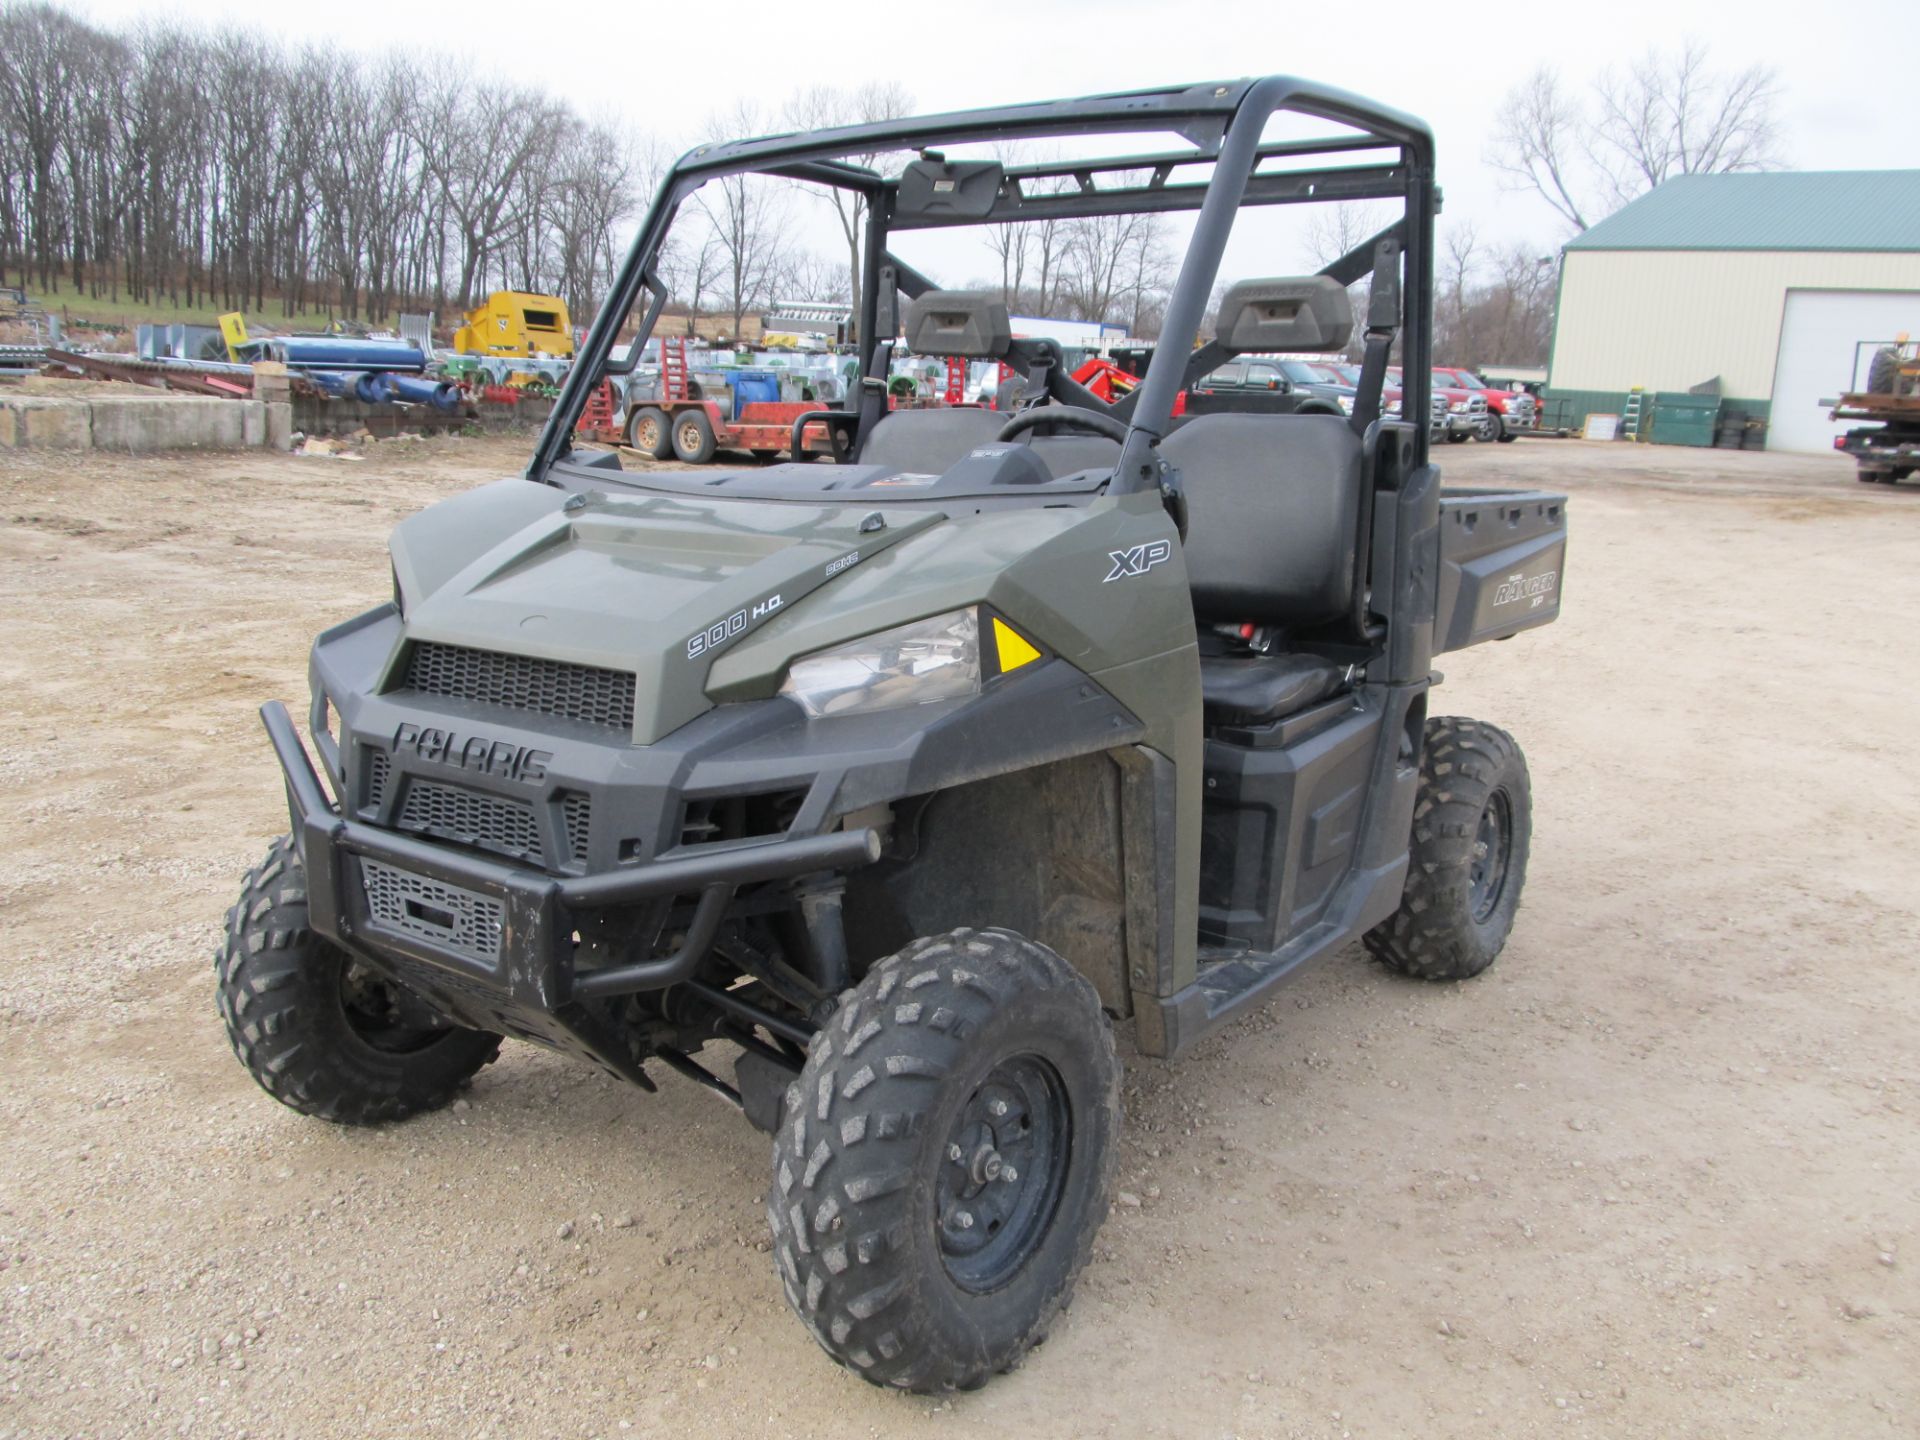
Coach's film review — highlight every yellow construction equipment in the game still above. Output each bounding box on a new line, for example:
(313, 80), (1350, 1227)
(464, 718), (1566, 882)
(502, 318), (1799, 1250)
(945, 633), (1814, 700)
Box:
(453, 292), (575, 358)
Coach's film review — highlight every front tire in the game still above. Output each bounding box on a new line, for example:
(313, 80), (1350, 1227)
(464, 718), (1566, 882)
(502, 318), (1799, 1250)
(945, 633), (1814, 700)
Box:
(768, 928), (1120, 1392)
(216, 836), (499, 1124)
(1365, 718), (1532, 981)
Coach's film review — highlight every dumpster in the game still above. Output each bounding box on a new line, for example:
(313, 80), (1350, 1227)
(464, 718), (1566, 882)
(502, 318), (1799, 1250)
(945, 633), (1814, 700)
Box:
(1649, 393), (1722, 447)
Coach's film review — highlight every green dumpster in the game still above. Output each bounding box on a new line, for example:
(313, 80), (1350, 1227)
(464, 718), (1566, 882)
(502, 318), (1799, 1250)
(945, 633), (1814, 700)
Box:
(1649, 393), (1722, 447)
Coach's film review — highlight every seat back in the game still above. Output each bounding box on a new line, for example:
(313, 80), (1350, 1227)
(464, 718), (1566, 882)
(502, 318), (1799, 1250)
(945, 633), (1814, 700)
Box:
(1159, 413), (1365, 628)
(856, 407), (1003, 472)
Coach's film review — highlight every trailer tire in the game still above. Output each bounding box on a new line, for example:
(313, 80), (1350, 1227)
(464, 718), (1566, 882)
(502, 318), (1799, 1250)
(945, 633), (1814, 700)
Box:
(217, 836), (499, 1125)
(626, 405), (672, 458)
(1365, 717), (1531, 982)
(671, 408), (718, 463)
(768, 927), (1120, 1393)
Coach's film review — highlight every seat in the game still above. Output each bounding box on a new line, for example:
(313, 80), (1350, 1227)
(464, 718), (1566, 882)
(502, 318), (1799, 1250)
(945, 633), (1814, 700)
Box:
(856, 407), (1003, 472)
(1158, 412), (1365, 628)
(1199, 652), (1347, 724)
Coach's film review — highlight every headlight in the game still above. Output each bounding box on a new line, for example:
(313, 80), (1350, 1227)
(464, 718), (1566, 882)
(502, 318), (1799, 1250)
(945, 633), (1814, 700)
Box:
(1336, 394), (1354, 414)
(1448, 399), (1467, 412)
(780, 609), (981, 718)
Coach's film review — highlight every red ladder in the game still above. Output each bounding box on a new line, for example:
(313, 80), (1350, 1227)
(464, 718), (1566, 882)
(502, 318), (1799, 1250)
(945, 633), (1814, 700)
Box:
(575, 380), (617, 439)
(661, 335), (690, 402)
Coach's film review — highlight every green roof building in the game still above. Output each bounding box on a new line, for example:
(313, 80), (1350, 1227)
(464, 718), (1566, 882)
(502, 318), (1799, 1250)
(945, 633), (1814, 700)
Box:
(1546, 171), (1920, 452)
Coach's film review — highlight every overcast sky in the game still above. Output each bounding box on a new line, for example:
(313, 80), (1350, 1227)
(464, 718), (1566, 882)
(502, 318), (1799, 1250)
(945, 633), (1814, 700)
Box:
(58, 0), (1920, 293)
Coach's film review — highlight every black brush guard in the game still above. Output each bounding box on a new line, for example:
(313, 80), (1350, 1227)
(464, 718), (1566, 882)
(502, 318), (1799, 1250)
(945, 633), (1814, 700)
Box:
(261, 700), (880, 1085)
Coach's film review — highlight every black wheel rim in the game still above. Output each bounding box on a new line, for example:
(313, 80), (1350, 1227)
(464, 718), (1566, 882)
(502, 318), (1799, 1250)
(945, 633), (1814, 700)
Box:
(935, 1054), (1070, 1294)
(1469, 788), (1513, 924)
(337, 954), (443, 1054)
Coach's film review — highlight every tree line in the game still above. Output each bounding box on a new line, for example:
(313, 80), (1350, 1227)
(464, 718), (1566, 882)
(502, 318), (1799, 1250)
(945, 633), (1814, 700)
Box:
(0, 3), (1778, 369)
(0, 2), (643, 323)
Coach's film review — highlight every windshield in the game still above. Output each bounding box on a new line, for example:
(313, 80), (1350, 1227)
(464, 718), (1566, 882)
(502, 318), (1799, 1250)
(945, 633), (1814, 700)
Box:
(533, 77), (1439, 491)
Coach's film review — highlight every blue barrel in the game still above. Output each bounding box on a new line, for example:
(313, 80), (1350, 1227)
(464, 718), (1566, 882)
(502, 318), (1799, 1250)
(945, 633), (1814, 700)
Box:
(730, 369), (780, 420)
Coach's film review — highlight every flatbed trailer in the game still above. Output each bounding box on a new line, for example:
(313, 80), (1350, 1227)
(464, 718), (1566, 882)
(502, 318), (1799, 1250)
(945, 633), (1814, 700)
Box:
(620, 397), (847, 463)
(1832, 392), (1920, 484)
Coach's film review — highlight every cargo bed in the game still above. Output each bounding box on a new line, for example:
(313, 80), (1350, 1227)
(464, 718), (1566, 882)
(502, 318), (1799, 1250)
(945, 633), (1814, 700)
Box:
(1434, 488), (1567, 652)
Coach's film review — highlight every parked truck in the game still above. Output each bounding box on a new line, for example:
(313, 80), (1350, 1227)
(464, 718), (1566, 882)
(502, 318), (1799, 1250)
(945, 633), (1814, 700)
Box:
(1832, 340), (1920, 484)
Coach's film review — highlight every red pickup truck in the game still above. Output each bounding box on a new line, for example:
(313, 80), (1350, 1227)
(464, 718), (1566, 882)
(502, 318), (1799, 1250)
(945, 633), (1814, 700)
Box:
(1431, 367), (1536, 443)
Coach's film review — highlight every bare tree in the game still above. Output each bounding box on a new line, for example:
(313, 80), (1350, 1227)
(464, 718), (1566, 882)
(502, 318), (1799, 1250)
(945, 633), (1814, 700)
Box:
(781, 82), (912, 342)
(1302, 199), (1388, 352)
(0, 4), (658, 324)
(1489, 68), (1595, 232)
(1433, 228), (1556, 367)
(1491, 42), (1782, 233)
(1592, 40), (1781, 206)
(690, 107), (788, 338)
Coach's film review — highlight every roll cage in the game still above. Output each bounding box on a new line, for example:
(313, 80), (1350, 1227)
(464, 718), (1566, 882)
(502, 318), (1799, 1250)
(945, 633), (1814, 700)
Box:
(530, 75), (1437, 489)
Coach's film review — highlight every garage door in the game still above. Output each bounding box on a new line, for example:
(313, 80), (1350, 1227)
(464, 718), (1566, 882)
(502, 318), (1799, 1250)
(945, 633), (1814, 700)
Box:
(1769, 288), (1920, 453)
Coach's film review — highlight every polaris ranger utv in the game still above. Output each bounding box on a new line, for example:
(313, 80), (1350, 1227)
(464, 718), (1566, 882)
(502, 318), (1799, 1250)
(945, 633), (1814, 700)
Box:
(219, 76), (1567, 1392)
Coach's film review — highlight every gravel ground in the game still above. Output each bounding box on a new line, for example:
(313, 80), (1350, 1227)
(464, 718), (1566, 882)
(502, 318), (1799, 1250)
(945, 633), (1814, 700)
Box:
(0, 433), (1915, 1439)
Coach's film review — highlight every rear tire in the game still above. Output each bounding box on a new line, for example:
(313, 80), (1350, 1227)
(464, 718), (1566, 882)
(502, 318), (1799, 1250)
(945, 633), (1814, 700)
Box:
(671, 407), (717, 463)
(768, 928), (1120, 1392)
(216, 836), (499, 1124)
(1365, 718), (1531, 981)
(625, 405), (672, 458)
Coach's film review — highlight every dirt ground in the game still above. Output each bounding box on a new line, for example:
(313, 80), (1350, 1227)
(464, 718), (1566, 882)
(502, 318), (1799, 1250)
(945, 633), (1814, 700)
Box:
(1, 432), (1915, 1439)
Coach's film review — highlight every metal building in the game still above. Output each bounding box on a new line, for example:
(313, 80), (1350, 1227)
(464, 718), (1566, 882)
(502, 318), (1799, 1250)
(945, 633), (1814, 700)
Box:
(1544, 171), (1920, 452)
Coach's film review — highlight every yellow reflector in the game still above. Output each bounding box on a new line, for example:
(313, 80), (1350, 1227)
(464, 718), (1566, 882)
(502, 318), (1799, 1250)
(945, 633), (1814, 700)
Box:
(992, 617), (1041, 673)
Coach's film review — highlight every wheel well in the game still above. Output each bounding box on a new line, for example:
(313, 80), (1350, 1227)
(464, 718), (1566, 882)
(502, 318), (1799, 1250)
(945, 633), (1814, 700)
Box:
(843, 752), (1135, 1016)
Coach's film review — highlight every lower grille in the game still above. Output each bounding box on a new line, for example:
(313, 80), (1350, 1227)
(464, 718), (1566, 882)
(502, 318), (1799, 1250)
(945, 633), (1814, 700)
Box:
(561, 792), (592, 863)
(365, 749), (391, 807)
(360, 859), (504, 964)
(397, 778), (541, 864)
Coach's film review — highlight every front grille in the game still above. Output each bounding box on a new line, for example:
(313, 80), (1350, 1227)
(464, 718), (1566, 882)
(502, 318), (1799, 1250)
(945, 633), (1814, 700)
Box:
(360, 859), (504, 964)
(400, 642), (636, 731)
(397, 778), (542, 864)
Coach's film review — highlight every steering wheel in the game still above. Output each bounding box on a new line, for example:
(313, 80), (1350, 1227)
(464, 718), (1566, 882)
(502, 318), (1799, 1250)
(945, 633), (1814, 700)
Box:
(995, 405), (1132, 445)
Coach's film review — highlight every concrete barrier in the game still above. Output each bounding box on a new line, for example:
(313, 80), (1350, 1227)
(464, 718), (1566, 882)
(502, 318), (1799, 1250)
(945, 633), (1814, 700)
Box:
(0, 393), (294, 452)
(0, 396), (93, 449)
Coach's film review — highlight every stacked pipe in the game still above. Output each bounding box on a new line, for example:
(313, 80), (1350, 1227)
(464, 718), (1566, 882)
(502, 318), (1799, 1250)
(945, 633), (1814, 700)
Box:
(371, 372), (464, 413)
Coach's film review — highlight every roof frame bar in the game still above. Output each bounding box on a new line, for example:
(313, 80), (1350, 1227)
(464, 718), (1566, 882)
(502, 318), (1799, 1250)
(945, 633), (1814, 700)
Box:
(891, 162), (1408, 230)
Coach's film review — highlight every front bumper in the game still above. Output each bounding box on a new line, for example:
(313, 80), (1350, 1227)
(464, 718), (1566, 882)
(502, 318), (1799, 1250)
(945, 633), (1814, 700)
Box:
(265, 699), (880, 1068)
